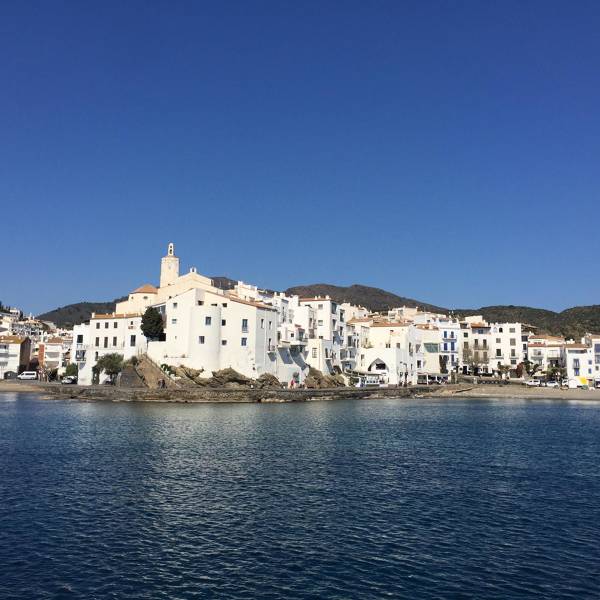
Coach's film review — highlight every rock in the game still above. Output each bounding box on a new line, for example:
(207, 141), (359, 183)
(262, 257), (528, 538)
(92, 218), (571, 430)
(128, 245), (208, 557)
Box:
(208, 368), (252, 388)
(304, 367), (346, 389)
(255, 373), (281, 389)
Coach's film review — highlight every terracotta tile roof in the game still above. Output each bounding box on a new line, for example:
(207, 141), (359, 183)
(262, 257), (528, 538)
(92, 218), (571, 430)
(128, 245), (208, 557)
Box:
(370, 321), (409, 328)
(299, 297), (332, 303)
(347, 317), (371, 324)
(565, 344), (589, 350)
(225, 294), (277, 311)
(45, 337), (65, 345)
(132, 284), (158, 294)
(91, 313), (141, 320)
(0, 335), (26, 344)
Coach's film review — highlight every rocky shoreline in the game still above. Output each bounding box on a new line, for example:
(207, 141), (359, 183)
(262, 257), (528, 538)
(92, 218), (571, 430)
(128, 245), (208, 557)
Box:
(3, 380), (600, 403)
(0, 381), (422, 402)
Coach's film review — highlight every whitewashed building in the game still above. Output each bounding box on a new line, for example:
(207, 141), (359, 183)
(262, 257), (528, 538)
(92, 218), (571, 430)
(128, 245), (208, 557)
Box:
(0, 336), (31, 378)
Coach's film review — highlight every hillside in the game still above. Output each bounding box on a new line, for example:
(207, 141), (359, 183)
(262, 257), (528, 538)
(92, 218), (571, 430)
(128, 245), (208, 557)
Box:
(285, 283), (446, 313)
(36, 280), (600, 339)
(455, 305), (600, 338)
(37, 298), (127, 328)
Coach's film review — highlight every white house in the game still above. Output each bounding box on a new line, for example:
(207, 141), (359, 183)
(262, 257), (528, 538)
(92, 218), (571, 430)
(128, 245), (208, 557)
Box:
(563, 343), (593, 387)
(0, 336), (31, 378)
(72, 313), (146, 384)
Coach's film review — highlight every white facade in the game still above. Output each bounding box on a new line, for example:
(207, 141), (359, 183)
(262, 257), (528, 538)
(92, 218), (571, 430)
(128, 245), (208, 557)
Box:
(0, 336), (31, 378)
(72, 314), (146, 384)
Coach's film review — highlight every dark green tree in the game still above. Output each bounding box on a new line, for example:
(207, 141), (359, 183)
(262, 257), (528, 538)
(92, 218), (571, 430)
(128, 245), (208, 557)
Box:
(95, 353), (124, 383)
(141, 307), (164, 340)
(439, 355), (448, 374)
(65, 363), (78, 377)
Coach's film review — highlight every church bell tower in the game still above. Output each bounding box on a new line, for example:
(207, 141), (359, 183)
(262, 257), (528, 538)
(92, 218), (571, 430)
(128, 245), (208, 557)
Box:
(160, 242), (180, 288)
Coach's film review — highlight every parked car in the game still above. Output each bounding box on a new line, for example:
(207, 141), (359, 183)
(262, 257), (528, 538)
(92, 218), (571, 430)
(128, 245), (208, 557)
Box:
(545, 381), (559, 388)
(523, 379), (541, 387)
(17, 371), (38, 381)
(61, 376), (77, 385)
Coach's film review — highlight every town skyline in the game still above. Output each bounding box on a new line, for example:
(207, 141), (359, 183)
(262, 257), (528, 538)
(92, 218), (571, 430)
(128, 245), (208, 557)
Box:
(4, 239), (600, 317)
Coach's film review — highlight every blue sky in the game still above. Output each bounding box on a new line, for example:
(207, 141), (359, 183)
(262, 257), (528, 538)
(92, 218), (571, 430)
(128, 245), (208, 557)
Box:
(2, 1), (599, 315)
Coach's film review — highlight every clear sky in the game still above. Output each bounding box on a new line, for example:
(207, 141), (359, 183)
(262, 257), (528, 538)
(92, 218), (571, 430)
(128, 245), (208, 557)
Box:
(2, 1), (599, 315)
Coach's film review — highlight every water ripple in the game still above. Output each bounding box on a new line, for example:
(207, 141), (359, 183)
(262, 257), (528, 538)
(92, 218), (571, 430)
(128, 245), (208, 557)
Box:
(1, 396), (600, 599)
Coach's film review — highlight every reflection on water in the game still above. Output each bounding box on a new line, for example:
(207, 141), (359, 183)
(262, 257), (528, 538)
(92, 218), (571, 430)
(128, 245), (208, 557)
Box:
(1, 395), (600, 599)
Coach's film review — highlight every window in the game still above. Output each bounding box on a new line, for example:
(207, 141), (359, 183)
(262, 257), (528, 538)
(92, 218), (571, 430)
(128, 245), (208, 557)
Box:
(268, 321), (272, 329)
(222, 340), (227, 346)
(261, 319), (265, 329)
(222, 303), (228, 308)
(205, 317), (211, 325)
(510, 338), (516, 346)
(96, 323), (100, 329)
(499, 327), (503, 333)
(104, 337), (108, 348)
(171, 318), (177, 325)
(241, 337), (247, 346)
(130, 335), (136, 347)
(221, 319), (226, 326)
(496, 338), (501, 344)
(242, 318), (248, 332)
(509, 328), (516, 333)
(511, 349), (516, 357)
(114, 322), (118, 329)
(496, 349), (501, 357)
(77, 335), (83, 343)
(173, 302), (178, 309)
(312, 348), (317, 358)
(95, 337), (99, 347)
(463, 332), (468, 338)
(318, 304), (323, 310)
(318, 320), (323, 326)
(113, 337), (117, 347)
(95, 352), (98, 360)
(105, 322), (109, 329)
(443, 343), (448, 351)
(199, 336), (205, 344)
(197, 301), (204, 306)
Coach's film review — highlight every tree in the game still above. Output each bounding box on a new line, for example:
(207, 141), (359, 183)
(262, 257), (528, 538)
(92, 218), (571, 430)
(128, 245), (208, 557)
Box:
(95, 353), (124, 383)
(141, 307), (164, 340)
(523, 360), (540, 378)
(439, 355), (449, 374)
(546, 366), (566, 382)
(462, 345), (488, 375)
(498, 364), (511, 379)
(65, 363), (78, 377)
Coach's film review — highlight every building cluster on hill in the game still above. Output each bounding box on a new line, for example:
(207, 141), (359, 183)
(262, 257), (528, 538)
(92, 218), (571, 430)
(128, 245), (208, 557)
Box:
(0, 307), (73, 380)
(3, 243), (600, 389)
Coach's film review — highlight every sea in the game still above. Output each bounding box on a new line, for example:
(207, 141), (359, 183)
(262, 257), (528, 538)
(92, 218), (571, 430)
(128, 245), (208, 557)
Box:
(1, 393), (599, 599)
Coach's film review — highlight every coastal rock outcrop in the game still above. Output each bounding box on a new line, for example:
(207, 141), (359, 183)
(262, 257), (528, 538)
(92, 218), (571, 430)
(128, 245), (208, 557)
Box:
(304, 367), (346, 389)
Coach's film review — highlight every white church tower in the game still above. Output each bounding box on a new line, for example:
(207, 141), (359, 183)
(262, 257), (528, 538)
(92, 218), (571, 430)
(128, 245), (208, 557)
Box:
(160, 242), (180, 288)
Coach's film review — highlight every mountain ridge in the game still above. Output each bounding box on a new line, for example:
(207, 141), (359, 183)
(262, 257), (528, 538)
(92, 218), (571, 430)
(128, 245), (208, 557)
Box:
(36, 281), (600, 338)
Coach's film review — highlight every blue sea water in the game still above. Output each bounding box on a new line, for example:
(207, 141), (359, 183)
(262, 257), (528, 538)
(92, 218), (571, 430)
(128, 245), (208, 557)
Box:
(1, 394), (599, 599)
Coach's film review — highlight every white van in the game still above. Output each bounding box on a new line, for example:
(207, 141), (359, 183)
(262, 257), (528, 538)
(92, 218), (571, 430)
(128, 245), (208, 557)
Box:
(17, 371), (38, 381)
